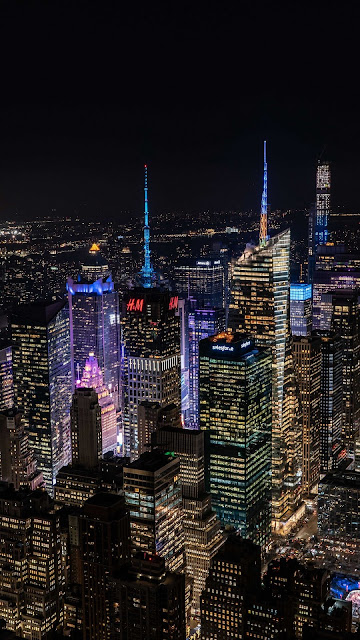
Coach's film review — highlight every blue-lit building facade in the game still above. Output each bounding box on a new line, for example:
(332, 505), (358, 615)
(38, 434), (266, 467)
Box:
(67, 272), (120, 410)
(199, 333), (272, 547)
(11, 301), (72, 494)
(290, 283), (312, 336)
(188, 307), (225, 428)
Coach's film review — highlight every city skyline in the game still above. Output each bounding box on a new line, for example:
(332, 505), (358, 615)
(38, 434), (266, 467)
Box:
(0, 3), (360, 639)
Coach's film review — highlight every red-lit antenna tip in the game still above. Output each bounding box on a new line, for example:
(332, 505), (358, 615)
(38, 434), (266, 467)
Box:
(144, 164), (147, 168)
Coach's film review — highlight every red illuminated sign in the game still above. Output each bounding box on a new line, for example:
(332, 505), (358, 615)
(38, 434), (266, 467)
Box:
(127, 298), (144, 312)
(169, 296), (178, 310)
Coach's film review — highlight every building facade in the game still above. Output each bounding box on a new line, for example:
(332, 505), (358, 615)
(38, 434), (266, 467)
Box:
(0, 409), (43, 490)
(71, 387), (102, 468)
(229, 229), (302, 530)
(121, 288), (181, 459)
(188, 307), (225, 429)
(80, 493), (131, 640)
(76, 353), (117, 455)
(11, 301), (72, 494)
(314, 331), (344, 472)
(290, 283), (312, 336)
(114, 553), (186, 640)
(199, 333), (272, 546)
(153, 426), (223, 611)
(331, 292), (360, 452)
(123, 451), (185, 574)
(67, 267), (120, 409)
(293, 336), (322, 495)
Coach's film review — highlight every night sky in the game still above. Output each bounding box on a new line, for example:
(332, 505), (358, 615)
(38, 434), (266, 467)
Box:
(0, 1), (359, 220)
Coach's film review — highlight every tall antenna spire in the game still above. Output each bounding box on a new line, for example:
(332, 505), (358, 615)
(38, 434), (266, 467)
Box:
(259, 140), (268, 246)
(141, 164), (154, 288)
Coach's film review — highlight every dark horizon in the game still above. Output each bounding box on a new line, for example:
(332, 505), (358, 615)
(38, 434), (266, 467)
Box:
(0, 2), (360, 220)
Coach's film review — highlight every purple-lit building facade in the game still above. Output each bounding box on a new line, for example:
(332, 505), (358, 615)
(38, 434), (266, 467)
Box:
(76, 353), (117, 455)
(174, 258), (227, 428)
(67, 274), (120, 411)
(188, 307), (225, 428)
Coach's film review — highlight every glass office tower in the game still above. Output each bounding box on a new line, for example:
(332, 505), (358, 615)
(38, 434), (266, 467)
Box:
(313, 331), (344, 472)
(11, 301), (72, 494)
(229, 229), (302, 530)
(293, 335), (322, 495)
(174, 258), (226, 309)
(174, 256), (227, 427)
(199, 333), (272, 547)
(331, 292), (360, 452)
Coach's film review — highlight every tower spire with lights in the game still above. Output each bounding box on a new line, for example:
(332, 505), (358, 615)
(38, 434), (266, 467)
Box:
(259, 140), (268, 246)
(141, 164), (154, 288)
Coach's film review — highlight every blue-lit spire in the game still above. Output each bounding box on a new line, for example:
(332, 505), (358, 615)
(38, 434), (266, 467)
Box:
(259, 140), (268, 246)
(141, 164), (154, 288)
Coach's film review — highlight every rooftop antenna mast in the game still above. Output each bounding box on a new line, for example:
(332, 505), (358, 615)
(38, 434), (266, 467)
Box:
(259, 140), (268, 246)
(141, 164), (154, 288)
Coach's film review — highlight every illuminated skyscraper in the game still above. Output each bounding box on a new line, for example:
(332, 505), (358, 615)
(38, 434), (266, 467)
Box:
(121, 288), (181, 459)
(123, 451), (185, 574)
(229, 229), (302, 529)
(314, 331), (344, 472)
(308, 162), (331, 283)
(200, 536), (261, 640)
(293, 336), (321, 495)
(0, 487), (63, 638)
(290, 283), (312, 336)
(315, 161), (331, 247)
(153, 426), (223, 611)
(67, 252), (120, 409)
(76, 353), (117, 455)
(70, 387), (102, 468)
(174, 258), (227, 427)
(0, 342), (13, 411)
(331, 292), (360, 452)
(81, 242), (110, 281)
(11, 301), (72, 494)
(174, 258), (225, 310)
(0, 408), (43, 490)
(199, 333), (272, 546)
